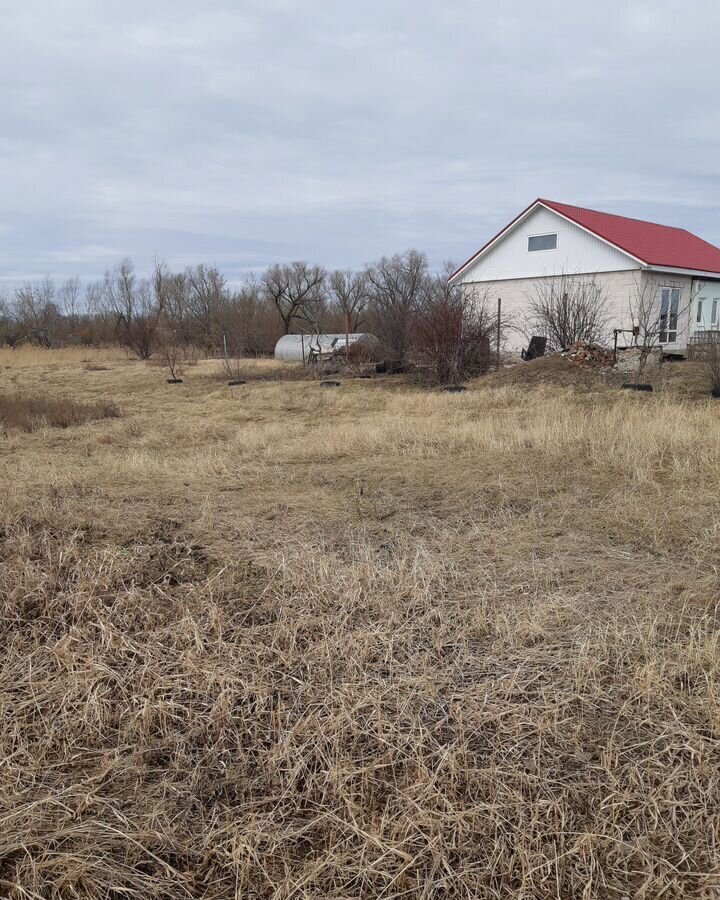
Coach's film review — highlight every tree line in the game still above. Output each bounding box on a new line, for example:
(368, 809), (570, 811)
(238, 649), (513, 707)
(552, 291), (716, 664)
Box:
(0, 250), (498, 382)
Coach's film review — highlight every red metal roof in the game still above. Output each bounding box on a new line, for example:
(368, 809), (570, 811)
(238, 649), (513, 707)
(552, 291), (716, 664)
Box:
(450, 198), (720, 280)
(541, 199), (720, 273)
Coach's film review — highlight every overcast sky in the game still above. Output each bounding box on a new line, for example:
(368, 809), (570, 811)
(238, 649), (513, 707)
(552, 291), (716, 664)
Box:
(1, 0), (719, 284)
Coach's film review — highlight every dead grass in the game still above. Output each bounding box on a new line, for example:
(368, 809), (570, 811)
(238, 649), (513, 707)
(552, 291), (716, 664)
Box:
(210, 356), (318, 382)
(0, 345), (127, 368)
(486, 354), (717, 401)
(0, 352), (719, 898)
(0, 392), (120, 431)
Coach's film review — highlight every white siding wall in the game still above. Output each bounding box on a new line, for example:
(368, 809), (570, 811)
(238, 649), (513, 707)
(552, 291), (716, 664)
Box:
(464, 269), (695, 353)
(464, 270), (642, 351)
(690, 278), (720, 336)
(458, 206), (638, 283)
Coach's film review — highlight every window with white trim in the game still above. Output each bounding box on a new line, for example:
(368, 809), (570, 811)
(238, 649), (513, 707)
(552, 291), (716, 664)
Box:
(696, 294), (720, 330)
(659, 287), (680, 343)
(528, 233), (557, 252)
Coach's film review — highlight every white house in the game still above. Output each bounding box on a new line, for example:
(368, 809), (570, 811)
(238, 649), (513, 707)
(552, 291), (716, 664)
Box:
(449, 198), (720, 354)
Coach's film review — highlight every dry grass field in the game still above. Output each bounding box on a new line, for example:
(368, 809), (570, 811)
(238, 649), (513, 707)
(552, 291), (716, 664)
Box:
(1, 349), (719, 899)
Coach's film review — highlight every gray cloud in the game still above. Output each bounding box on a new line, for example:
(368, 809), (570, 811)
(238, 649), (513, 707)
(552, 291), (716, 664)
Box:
(1, 0), (719, 284)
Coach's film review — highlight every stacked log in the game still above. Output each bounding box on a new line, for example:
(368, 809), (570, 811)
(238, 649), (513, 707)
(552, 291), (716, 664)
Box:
(561, 340), (615, 367)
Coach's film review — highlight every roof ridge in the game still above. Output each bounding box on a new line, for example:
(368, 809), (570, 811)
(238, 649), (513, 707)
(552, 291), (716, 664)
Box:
(539, 198), (691, 234)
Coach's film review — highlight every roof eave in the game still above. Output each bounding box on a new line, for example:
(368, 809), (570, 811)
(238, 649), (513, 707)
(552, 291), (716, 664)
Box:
(646, 264), (720, 279)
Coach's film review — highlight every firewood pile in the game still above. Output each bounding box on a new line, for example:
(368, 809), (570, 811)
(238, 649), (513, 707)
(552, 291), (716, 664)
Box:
(561, 340), (615, 367)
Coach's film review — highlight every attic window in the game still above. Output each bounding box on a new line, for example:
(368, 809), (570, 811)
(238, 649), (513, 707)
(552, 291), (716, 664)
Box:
(528, 233), (558, 252)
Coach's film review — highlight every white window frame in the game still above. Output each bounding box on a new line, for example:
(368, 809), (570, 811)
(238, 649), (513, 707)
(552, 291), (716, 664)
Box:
(658, 286), (681, 344)
(694, 294), (720, 331)
(527, 232), (558, 253)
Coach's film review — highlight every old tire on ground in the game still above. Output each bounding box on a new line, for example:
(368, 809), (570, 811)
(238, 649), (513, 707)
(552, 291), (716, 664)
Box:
(228, 380), (246, 386)
(167, 378), (183, 384)
(621, 383), (653, 392)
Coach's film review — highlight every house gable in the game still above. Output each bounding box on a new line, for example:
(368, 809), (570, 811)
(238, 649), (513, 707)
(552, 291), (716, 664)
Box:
(454, 203), (641, 284)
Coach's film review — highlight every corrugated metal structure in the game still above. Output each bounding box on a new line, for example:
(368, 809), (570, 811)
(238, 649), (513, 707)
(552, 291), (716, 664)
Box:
(274, 333), (379, 362)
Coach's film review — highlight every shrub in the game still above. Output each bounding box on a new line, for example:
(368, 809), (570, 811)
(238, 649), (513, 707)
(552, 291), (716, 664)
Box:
(0, 394), (120, 431)
(527, 272), (611, 350)
(416, 275), (495, 383)
(703, 335), (720, 396)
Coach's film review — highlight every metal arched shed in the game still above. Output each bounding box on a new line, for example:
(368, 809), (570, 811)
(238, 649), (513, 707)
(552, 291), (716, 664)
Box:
(274, 333), (379, 362)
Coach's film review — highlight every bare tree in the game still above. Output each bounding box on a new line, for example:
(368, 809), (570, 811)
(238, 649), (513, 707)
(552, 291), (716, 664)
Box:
(262, 262), (327, 334)
(0, 293), (9, 339)
(627, 275), (693, 373)
(416, 269), (497, 383)
(185, 264), (230, 347)
(367, 250), (428, 366)
(84, 280), (103, 318)
(78, 281), (111, 346)
(103, 259), (164, 359)
(103, 258), (136, 328)
(0, 292), (24, 347)
(526, 272), (611, 351)
(58, 277), (82, 331)
(328, 269), (370, 333)
(160, 270), (194, 347)
(14, 279), (62, 347)
(156, 320), (191, 381)
(155, 287), (199, 382)
(219, 275), (280, 359)
(131, 281), (163, 360)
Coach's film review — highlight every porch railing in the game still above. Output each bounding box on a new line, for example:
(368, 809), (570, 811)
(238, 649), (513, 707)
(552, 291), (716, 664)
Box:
(687, 330), (720, 361)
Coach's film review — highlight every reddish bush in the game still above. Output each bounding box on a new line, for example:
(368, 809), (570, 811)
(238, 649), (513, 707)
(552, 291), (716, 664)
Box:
(416, 277), (495, 383)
